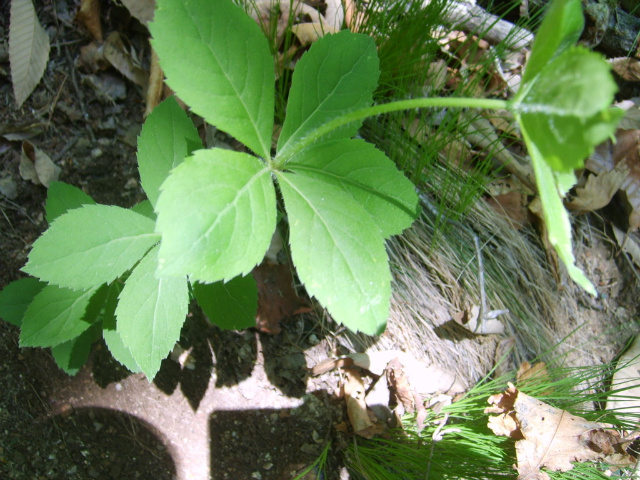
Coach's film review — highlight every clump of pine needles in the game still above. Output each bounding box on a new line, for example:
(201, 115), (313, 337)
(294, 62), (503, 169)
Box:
(345, 354), (640, 480)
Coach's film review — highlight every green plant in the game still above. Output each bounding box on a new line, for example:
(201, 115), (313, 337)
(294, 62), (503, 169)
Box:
(0, 0), (621, 379)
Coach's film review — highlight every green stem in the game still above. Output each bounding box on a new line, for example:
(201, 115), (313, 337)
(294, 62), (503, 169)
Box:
(274, 97), (511, 166)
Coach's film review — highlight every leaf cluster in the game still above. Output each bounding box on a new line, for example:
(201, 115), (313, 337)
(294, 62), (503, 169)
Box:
(0, 0), (623, 381)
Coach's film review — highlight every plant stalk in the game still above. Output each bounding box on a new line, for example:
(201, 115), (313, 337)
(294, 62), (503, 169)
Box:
(274, 97), (511, 166)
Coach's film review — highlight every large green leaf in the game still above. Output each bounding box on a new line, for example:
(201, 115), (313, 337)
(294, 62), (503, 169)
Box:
(51, 323), (101, 376)
(0, 276), (45, 326)
(137, 96), (202, 207)
(524, 129), (596, 295)
(20, 285), (99, 347)
(150, 0), (274, 159)
(288, 139), (419, 238)
(515, 47), (621, 172)
(156, 149), (276, 283)
(45, 181), (95, 223)
(521, 0), (583, 85)
(277, 171), (390, 335)
(193, 276), (257, 330)
(23, 204), (160, 290)
(116, 245), (189, 379)
(276, 31), (380, 160)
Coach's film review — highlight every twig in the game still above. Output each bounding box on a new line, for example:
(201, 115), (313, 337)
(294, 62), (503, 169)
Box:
(438, 0), (534, 50)
(473, 235), (509, 334)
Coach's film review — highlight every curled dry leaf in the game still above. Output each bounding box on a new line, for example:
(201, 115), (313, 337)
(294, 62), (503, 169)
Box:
(486, 383), (634, 480)
(102, 32), (147, 88)
(587, 129), (640, 229)
(253, 263), (311, 334)
(76, 0), (103, 42)
(343, 368), (385, 438)
(19, 141), (60, 188)
(567, 163), (629, 213)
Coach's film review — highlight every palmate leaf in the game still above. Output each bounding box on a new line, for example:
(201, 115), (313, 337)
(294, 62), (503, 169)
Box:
(20, 285), (99, 347)
(116, 245), (189, 379)
(193, 275), (257, 330)
(287, 139), (419, 238)
(150, 0), (274, 159)
(156, 149), (276, 283)
(276, 31), (380, 161)
(137, 96), (202, 207)
(23, 204), (160, 290)
(277, 171), (390, 335)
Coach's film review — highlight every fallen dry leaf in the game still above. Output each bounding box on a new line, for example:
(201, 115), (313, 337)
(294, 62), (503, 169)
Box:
(102, 32), (147, 88)
(486, 383), (634, 480)
(610, 57), (640, 82)
(10, 0), (51, 107)
(145, 48), (164, 116)
(76, 0), (103, 42)
(344, 368), (384, 438)
(253, 263), (310, 334)
(587, 129), (640, 229)
(19, 141), (60, 188)
(567, 163), (629, 213)
(516, 361), (550, 386)
(120, 0), (155, 27)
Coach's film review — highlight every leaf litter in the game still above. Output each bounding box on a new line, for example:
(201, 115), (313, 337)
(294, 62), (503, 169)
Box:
(486, 383), (635, 480)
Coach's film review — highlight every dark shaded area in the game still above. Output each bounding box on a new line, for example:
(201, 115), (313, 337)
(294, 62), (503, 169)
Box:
(209, 393), (339, 480)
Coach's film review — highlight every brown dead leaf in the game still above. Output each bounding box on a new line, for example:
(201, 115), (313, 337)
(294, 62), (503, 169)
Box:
(516, 362), (550, 386)
(486, 191), (530, 229)
(587, 129), (640, 229)
(120, 0), (155, 27)
(486, 383), (634, 480)
(386, 357), (415, 414)
(20, 141), (60, 188)
(102, 32), (147, 88)
(253, 263), (310, 334)
(610, 57), (640, 82)
(567, 164), (629, 213)
(145, 48), (164, 116)
(76, 0), (103, 42)
(78, 41), (109, 72)
(343, 368), (384, 438)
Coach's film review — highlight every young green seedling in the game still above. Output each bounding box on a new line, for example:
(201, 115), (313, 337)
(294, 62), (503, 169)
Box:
(0, 0), (620, 380)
